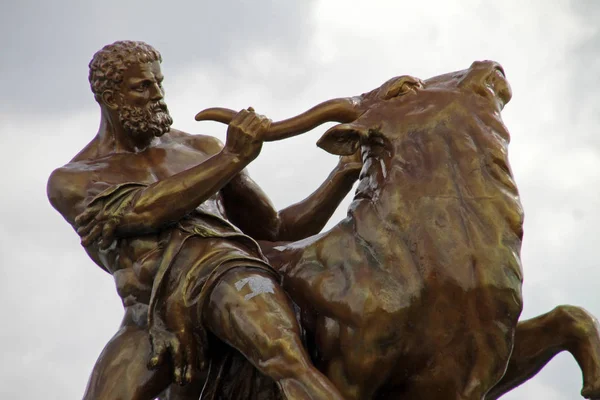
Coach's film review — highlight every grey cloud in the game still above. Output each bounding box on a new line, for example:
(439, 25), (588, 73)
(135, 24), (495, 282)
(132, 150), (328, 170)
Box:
(564, 0), (600, 145)
(3, 1), (600, 399)
(0, 0), (315, 116)
(499, 3), (600, 395)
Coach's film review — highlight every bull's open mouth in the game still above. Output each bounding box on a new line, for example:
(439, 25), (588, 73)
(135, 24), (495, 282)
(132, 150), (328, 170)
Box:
(354, 190), (373, 201)
(484, 65), (511, 109)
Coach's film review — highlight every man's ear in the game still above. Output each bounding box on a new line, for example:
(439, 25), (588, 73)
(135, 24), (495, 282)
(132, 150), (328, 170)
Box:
(317, 123), (367, 155)
(101, 90), (120, 111)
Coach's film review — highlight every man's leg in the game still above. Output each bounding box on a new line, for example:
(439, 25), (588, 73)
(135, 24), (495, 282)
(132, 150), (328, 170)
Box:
(83, 324), (171, 400)
(204, 268), (344, 400)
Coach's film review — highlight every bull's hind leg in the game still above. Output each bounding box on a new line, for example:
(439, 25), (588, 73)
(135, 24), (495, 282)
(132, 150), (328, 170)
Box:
(486, 305), (600, 399)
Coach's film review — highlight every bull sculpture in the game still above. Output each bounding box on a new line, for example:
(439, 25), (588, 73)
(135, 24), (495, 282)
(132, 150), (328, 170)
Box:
(195, 60), (600, 399)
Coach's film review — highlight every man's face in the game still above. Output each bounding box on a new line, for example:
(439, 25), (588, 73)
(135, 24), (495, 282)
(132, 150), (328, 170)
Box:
(117, 61), (173, 139)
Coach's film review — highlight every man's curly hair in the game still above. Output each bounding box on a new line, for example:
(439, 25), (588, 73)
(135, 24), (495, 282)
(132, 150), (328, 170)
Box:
(88, 40), (162, 101)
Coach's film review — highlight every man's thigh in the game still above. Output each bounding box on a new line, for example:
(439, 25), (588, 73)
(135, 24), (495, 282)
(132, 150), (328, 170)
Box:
(83, 325), (171, 400)
(205, 267), (305, 373)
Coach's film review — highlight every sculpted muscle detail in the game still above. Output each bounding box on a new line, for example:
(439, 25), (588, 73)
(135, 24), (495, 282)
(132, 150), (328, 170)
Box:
(48, 40), (362, 400)
(50, 41), (600, 400)
(197, 60), (600, 399)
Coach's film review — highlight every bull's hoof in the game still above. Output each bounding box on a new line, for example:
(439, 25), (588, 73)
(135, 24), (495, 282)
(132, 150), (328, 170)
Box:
(582, 381), (600, 399)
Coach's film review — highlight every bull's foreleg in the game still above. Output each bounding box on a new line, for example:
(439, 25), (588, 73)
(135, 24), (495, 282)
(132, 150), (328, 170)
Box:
(486, 305), (600, 399)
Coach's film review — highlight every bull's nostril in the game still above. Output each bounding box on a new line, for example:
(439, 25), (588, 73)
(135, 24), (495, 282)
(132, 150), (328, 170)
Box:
(495, 66), (506, 78)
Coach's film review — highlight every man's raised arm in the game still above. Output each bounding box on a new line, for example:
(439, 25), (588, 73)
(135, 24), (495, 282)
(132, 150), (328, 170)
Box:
(221, 152), (361, 242)
(60, 109), (269, 249)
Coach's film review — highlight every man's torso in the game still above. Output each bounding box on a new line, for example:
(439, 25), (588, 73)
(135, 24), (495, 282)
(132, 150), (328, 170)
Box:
(63, 130), (244, 306)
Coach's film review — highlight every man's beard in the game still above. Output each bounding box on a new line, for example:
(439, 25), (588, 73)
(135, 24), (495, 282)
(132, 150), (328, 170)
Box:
(119, 101), (173, 140)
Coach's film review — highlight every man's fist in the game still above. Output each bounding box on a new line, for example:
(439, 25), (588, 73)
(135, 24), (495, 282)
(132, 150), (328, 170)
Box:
(224, 108), (271, 162)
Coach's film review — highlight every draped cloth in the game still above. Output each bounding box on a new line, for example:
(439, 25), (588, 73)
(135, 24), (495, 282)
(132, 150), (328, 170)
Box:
(82, 182), (285, 398)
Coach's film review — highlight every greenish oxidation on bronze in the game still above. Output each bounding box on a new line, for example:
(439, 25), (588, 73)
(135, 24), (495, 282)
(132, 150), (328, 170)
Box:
(47, 41), (600, 400)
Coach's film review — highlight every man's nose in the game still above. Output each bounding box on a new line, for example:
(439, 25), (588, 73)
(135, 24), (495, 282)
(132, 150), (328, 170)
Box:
(149, 82), (163, 101)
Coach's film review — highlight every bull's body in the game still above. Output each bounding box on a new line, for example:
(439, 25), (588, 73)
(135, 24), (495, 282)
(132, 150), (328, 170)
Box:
(197, 61), (600, 399)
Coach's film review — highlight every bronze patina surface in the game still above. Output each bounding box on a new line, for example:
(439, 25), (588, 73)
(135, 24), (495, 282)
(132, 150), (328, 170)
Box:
(48, 40), (600, 399)
(198, 61), (600, 399)
(47, 40), (358, 400)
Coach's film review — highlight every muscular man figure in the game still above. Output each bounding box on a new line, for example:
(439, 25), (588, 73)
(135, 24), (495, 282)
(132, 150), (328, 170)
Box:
(47, 41), (360, 400)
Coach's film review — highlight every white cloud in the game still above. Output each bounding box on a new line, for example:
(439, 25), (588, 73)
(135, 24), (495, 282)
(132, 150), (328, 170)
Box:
(2, 0), (599, 398)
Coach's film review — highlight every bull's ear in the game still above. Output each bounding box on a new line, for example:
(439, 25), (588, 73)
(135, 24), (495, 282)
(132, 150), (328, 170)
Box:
(317, 123), (366, 155)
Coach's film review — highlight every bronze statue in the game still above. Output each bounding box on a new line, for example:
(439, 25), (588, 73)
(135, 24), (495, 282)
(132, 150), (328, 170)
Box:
(197, 62), (600, 399)
(48, 40), (600, 399)
(47, 40), (358, 400)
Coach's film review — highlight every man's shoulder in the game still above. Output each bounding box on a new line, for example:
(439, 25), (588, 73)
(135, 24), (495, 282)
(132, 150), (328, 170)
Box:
(50, 158), (108, 182)
(168, 128), (223, 155)
(48, 161), (95, 189)
(47, 162), (96, 223)
(48, 156), (143, 224)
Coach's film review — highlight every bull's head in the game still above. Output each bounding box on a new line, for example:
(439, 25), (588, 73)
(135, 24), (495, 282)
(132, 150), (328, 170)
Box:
(195, 60), (512, 157)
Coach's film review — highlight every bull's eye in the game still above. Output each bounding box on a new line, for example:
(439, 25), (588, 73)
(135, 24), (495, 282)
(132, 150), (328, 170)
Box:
(383, 76), (422, 99)
(398, 83), (412, 95)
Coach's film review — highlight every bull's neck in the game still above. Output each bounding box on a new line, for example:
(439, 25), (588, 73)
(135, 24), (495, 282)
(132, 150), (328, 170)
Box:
(348, 151), (399, 241)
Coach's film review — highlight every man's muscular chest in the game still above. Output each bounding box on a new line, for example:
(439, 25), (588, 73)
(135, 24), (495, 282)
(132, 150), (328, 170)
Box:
(99, 140), (213, 184)
(146, 141), (213, 180)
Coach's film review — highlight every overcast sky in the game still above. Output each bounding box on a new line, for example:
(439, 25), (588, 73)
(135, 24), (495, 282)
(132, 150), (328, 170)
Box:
(1, 1), (599, 399)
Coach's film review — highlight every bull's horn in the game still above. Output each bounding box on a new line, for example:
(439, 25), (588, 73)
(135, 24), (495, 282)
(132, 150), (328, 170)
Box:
(195, 98), (360, 142)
